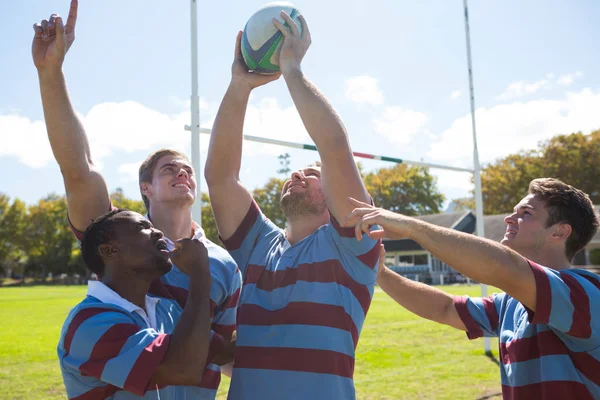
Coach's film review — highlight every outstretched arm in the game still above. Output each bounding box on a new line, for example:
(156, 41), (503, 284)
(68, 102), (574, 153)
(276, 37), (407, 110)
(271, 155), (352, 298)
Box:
(274, 13), (370, 223)
(375, 246), (466, 331)
(33, 0), (110, 233)
(205, 32), (280, 240)
(343, 198), (537, 311)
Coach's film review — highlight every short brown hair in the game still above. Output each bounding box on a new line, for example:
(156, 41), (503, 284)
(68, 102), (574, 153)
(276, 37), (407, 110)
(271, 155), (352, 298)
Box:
(528, 178), (599, 260)
(138, 149), (191, 210)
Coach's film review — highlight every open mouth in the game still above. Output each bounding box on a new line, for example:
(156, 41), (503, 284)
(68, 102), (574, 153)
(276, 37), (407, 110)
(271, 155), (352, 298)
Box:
(172, 183), (191, 189)
(156, 240), (169, 253)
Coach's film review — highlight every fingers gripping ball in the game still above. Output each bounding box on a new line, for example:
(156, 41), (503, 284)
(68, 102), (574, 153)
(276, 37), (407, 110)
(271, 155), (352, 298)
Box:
(241, 2), (302, 74)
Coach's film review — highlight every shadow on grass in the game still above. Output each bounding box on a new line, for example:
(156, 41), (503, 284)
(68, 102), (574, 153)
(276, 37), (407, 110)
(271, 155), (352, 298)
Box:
(485, 350), (500, 366)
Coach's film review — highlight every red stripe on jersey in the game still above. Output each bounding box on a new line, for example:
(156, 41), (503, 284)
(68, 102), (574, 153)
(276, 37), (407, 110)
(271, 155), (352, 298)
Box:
(79, 323), (140, 378)
(500, 330), (569, 364)
(212, 323), (236, 337)
(64, 308), (114, 356)
(221, 200), (261, 251)
(123, 334), (171, 396)
(580, 273), (600, 291)
(238, 302), (359, 348)
(571, 348), (600, 386)
(502, 381), (594, 400)
(330, 214), (356, 238)
(206, 333), (225, 366)
(235, 346), (355, 378)
(163, 284), (189, 309)
(482, 296), (499, 333)
(148, 278), (177, 302)
(528, 260), (552, 324)
(357, 240), (382, 270)
(71, 384), (121, 400)
(244, 260), (371, 315)
(453, 296), (484, 339)
(560, 272), (592, 338)
(222, 287), (241, 310)
(198, 368), (221, 390)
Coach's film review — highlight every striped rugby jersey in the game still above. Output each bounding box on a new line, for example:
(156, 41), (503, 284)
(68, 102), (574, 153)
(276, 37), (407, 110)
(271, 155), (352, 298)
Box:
(222, 200), (381, 400)
(58, 284), (202, 399)
(454, 260), (600, 399)
(70, 214), (242, 399)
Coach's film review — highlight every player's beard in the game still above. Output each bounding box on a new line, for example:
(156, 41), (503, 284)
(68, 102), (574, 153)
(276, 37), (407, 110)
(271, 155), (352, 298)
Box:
(280, 191), (327, 219)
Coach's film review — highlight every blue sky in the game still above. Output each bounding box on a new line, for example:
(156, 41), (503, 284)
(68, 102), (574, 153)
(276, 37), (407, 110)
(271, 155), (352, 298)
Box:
(1, 0), (599, 209)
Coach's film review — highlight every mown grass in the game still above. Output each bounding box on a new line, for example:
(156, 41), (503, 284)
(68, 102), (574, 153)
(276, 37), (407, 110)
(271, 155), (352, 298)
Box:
(1, 285), (501, 399)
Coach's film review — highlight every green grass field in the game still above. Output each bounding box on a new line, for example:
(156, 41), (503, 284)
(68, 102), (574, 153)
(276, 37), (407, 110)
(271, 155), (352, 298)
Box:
(0, 285), (502, 400)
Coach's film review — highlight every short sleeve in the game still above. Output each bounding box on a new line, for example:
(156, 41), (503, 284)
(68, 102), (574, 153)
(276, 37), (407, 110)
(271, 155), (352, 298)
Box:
(325, 214), (382, 284)
(220, 200), (283, 278)
(454, 293), (505, 340)
(527, 261), (600, 350)
(59, 307), (170, 397)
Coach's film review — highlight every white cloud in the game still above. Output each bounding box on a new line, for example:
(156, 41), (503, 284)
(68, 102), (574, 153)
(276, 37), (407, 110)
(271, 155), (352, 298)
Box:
(450, 90), (462, 100)
(496, 78), (551, 100)
(344, 75), (384, 106)
(373, 106), (428, 145)
(0, 96), (312, 170)
(428, 88), (600, 170)
(0, 114), (54, 168)
(118, 161), (143, 183)
(497, 72), (585, 100)
(557, 71), (583, 86)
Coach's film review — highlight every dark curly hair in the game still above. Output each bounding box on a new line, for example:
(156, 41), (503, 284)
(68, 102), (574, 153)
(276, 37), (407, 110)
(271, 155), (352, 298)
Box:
(80, 208), (129, 276)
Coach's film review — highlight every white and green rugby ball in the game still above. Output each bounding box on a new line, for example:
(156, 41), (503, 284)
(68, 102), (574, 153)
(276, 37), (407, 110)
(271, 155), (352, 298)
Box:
(241, 2), (303, 74)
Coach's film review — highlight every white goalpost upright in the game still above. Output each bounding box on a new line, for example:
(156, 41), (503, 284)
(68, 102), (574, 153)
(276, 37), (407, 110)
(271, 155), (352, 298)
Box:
(190, 0), (202, 223)
(463, 0), (491, 354)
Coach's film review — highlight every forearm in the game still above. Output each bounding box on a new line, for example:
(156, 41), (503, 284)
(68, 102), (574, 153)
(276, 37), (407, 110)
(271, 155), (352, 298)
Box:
(409, 220), (534, 306)
(38, 68), (93, 178)
(205, 80), (251, 183)
(377, 267), (464, 330)
(157, 272), (212, 383)
(282, 67), (349, 153)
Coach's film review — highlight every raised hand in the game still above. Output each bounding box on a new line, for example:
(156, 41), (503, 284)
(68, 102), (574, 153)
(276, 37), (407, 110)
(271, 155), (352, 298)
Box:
(231, 31), (281, 90)
(341, 197), (414, 241)
(272, 12), (311, 74)
(32, 0), (78, 71)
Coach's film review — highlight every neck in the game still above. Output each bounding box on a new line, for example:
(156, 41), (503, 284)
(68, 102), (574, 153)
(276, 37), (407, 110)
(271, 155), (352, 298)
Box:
(148, 202), (194, 241)
(525, 246), (571, 271)
(103, 274), (151, 309)
(285, 212), (329, 245)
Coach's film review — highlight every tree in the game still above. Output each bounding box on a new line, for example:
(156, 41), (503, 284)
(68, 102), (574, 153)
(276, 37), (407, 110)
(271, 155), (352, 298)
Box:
(253, 178), (287, 228)
(0, 194), (27, 276)
(21, 194), (80, 280)
(200, 192), (220, 244)
(110, 188), (146, 214)
(363, 164), (445, 216)
(479, 130), (600, 215)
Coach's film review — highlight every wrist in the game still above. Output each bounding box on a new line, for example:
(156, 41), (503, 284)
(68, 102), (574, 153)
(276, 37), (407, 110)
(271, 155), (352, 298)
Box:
(229, 78), (254, 96)
(37, 66), (64, 81)
(280, 62), (302, 78)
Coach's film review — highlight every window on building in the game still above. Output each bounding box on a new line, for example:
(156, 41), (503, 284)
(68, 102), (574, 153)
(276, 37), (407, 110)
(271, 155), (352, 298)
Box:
(414, 254), (428, 265)
(398, 255), (414, 265)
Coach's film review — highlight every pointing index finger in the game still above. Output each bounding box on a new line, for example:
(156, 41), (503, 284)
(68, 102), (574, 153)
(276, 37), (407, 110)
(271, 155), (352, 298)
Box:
(66, 0), (78, 31)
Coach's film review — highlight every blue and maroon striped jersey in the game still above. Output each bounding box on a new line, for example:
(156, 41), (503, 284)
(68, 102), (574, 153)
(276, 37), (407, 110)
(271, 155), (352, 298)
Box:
(222, 200), (381, 400)
(70, 215), (242, 399)
(454, 260), (600, 399)
(58, 294), (204, 399)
